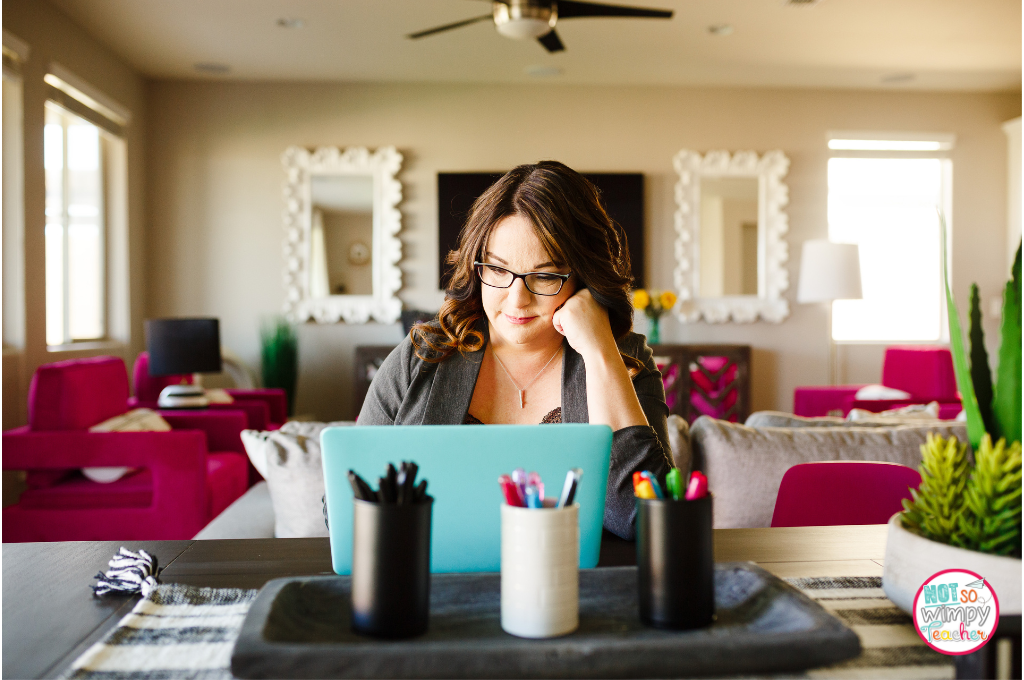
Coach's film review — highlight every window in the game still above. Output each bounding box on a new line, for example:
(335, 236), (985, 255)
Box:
(827, 133), (953, 343)
(44, 103), (106, 345)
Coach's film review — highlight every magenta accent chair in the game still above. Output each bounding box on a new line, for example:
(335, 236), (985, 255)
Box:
(771, 461), (922, 528)
(2, 356), (249, 542)
(130, 352), (285, 432)
(793, 346), (962, 418)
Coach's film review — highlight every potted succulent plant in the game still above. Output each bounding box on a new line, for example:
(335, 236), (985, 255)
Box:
(882, 220), (1021, 616)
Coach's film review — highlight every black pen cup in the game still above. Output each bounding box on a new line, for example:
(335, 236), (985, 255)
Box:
(636, 494), (714, 630)
(350, 496), (433, 638)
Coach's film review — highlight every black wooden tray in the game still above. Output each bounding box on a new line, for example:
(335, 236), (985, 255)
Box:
(231, 563), (860, 678)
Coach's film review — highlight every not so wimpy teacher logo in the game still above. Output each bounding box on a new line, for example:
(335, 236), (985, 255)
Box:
(913, 569), (999, 655)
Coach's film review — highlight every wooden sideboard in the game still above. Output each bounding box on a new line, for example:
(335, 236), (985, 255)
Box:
(353, 343), (752, 424)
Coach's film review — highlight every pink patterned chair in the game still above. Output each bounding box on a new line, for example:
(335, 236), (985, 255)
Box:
(653, 344), (751, 424)
(793, 346), (962, 418)
(2, 356), (249, 542)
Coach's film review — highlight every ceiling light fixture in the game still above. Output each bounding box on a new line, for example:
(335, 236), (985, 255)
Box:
(494, 2), (556, 39)
(881, 72), (915, 84)
(525, 64), (563, 78)
(194, 63), (230, 75)
(277, 18), (305, 29)
(707, 24), (733, 36)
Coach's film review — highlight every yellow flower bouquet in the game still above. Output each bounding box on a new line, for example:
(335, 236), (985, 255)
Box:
(632, 289), (677, 344)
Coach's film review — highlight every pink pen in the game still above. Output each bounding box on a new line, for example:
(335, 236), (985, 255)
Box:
(499, 474), (524, 507)
(685, 471), (708, 500)
(527, 471), (544, 501)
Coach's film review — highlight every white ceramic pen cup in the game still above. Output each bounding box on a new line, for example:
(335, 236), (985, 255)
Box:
(500, 502), (579, 639)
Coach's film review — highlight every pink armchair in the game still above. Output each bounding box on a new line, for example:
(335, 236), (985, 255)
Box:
(2, 356), (249, 542)
(794, 346), (962, 418)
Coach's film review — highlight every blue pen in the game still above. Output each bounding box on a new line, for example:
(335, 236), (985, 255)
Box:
(525, 484), (542, 508)
(640, 471), (664, 498)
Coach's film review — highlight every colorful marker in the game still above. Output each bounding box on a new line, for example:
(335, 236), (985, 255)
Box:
(665, 468), (683, 500)
(685, 471), (708, 500)
(639, 471), (664, 498)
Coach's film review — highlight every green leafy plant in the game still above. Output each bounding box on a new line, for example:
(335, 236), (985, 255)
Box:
(260, 317), (298, 416)
(902, 434), (1022, 558)
(901, 222), (1022, 558)
(939, 212), (1021, 450)
(968, 284), (995, 435)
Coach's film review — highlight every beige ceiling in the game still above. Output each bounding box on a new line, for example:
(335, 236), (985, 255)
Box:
(48, 0), (1022, 91)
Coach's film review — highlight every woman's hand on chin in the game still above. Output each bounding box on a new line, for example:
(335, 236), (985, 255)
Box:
(551, 288), (617, 360)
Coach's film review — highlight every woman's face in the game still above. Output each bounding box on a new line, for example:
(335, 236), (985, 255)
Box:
(480, 214), (576, 348)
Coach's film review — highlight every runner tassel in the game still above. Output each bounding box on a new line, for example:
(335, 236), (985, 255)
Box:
(92, 547), (162, 597)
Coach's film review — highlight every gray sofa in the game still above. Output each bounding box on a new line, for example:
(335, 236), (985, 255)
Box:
(195, 412), (967, 538)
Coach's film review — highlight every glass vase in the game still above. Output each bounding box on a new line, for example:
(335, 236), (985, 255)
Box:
(648, 315), (661, 345)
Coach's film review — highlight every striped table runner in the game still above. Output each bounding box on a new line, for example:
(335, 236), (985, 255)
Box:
(790, 576), (954, 679)
(62, 577), (954, 679)
(61, 585), (257, 680)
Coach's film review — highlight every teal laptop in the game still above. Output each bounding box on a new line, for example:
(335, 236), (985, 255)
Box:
(320, 424), (613, 575)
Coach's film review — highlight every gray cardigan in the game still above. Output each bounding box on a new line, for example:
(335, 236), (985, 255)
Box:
(357, 328), (673, 539)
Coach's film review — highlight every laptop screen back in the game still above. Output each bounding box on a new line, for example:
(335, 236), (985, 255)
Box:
(321, 424), (613, 574)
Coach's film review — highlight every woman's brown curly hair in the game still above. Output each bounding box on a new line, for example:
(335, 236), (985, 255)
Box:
(413, 161), (636, 363)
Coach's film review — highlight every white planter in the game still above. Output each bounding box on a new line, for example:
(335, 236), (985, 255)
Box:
(882, 514), (1022, 615)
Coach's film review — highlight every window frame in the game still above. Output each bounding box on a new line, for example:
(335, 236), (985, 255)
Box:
(3, 60), (26, 352)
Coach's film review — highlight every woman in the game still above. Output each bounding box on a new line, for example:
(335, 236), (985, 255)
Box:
(358, 161), (672, 539)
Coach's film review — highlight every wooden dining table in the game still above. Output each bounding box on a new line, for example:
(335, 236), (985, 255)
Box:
(3, 524), (892, 679)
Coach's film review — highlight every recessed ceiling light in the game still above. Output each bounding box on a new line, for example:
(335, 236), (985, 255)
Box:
(881, 72), (916, 84)
(194, 63), (230, 75)
(708, 24), (733, 36)
(525, 65), (563, 78)
(277, 17), (305, 29)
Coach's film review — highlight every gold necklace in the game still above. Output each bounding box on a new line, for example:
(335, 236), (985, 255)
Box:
(490, 345), (562, 409)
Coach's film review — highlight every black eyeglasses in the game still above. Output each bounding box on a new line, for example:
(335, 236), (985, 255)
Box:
(473, 262), (572, 296)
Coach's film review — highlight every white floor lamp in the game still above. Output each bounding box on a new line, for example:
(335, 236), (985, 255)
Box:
(796, 240), (863, 385)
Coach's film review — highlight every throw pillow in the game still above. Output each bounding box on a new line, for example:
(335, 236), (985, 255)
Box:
(241, 420), (354, 538)
(745, 412), (848, 428)
(847, 401), (940, 422)
(690, 416), (968, 529)
(666, 414), (690, 474)
(854, 384), (913, 400)
(83, 408), (171, 483)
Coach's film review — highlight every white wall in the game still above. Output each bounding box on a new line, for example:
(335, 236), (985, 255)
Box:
(145, 80), (1020, 420)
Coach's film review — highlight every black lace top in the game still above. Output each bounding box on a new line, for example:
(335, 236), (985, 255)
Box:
(464, 407), (562, 425)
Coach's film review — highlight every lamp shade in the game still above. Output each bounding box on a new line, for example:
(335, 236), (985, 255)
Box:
(145, 318), (222, 376)
(796, 240), (863, 303)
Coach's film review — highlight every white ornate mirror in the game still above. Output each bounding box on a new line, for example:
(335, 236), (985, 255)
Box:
(281, 146), (403, 323)
(672, 149), (791, 323)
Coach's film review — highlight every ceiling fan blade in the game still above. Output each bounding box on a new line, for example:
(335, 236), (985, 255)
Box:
(406, 14), (493, 40)
(537, 29), (565, 52)
(557, 0), (673, 19)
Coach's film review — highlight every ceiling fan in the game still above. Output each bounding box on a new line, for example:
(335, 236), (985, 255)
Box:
(407, 0), (673, 53)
